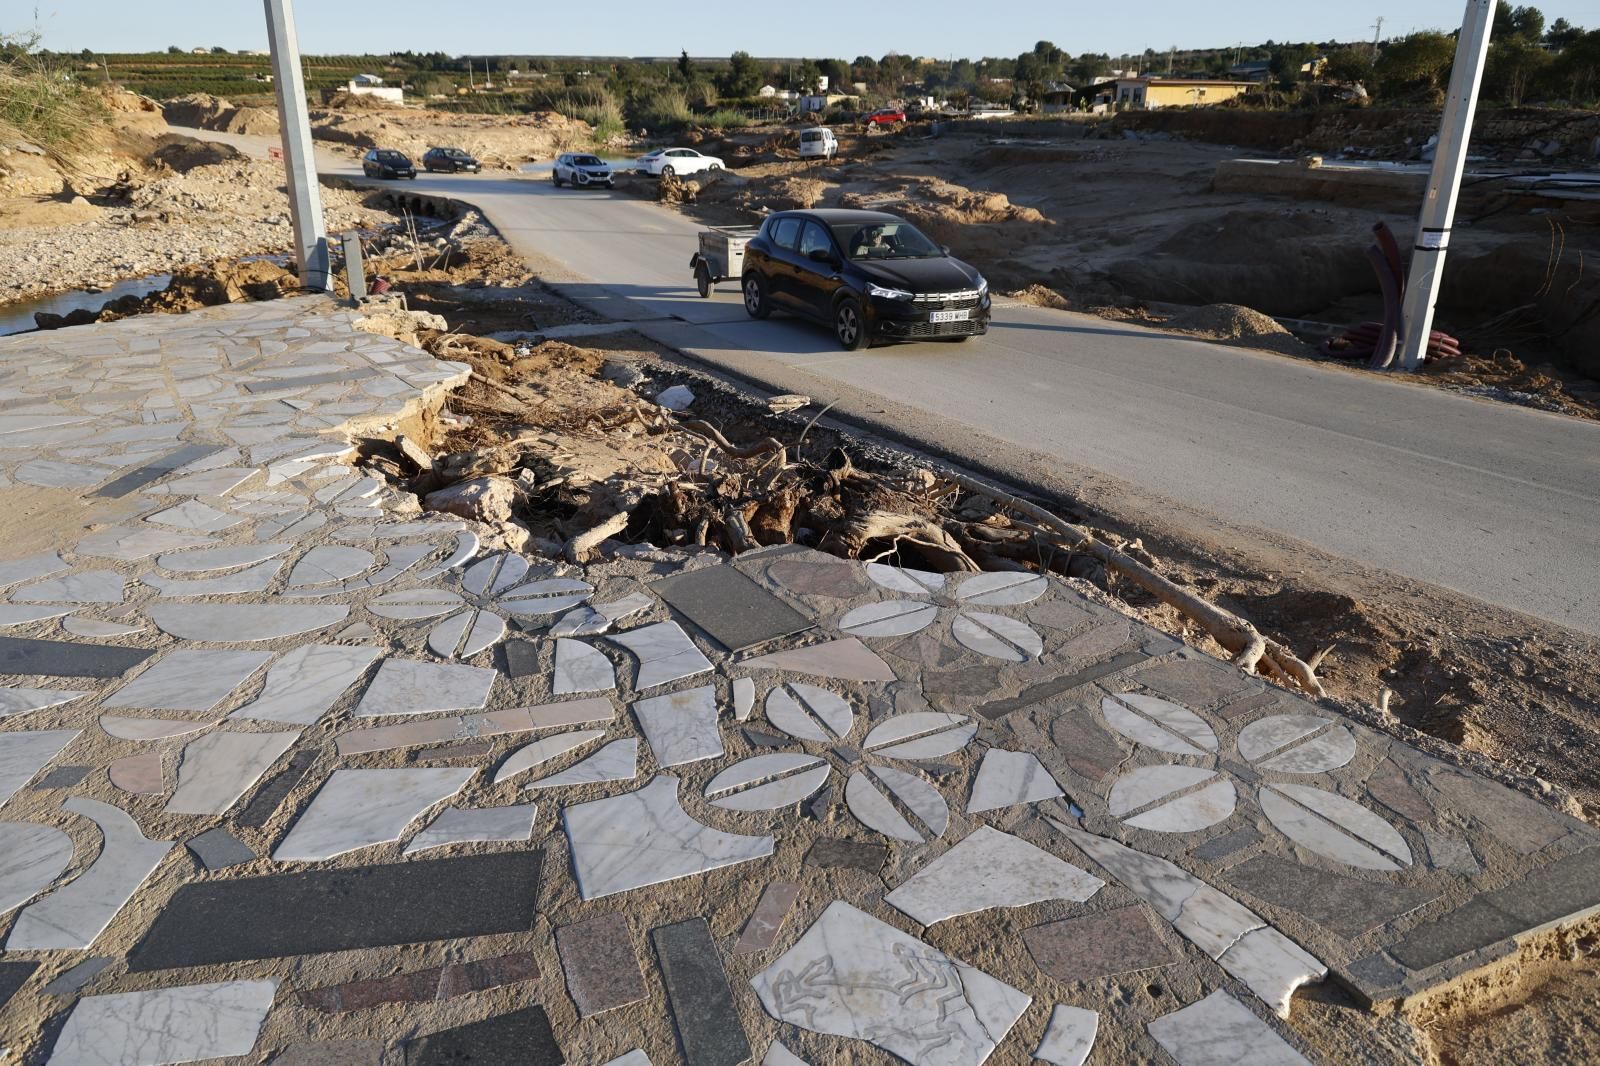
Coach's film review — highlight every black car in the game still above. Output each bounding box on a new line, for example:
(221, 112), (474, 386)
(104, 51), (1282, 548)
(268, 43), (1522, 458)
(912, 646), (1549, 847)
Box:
(422, 146), (480, 173)
(362, 149), (416, 179)
(740, 209), (989, 350)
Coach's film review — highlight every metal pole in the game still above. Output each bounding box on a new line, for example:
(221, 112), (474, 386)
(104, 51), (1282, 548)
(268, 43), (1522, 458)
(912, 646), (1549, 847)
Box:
(1396, 0), (1494, 370)
(263, 0), (330, 291)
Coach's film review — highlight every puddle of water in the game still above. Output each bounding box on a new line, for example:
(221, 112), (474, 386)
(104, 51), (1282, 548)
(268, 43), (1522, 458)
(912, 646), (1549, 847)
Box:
(0, 275), (172, 336)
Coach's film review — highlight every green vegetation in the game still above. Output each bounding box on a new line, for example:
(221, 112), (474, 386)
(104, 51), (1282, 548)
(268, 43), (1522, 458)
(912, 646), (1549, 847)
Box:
(0, 30), (107, 152)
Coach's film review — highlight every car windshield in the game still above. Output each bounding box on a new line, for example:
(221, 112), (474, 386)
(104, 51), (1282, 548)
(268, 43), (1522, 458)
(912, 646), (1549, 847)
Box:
(571, 155), (603, 166)
(832, 221), (943, 260)
(377, 152), (407, 162)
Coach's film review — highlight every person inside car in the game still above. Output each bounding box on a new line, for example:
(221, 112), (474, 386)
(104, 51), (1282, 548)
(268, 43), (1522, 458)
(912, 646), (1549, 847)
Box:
(851, 225), (891, 259)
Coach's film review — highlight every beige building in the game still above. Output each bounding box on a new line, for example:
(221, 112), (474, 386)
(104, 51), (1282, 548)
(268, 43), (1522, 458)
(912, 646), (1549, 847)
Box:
(1114, 77), (1254, 109)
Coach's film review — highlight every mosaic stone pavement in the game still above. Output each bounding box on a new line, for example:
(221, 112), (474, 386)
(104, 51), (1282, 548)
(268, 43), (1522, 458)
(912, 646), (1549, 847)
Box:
(0, 296), (1596, 1065)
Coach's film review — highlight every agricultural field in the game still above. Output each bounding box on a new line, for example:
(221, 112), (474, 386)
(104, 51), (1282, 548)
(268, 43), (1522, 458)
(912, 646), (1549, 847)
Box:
(92, 52), (397, 101)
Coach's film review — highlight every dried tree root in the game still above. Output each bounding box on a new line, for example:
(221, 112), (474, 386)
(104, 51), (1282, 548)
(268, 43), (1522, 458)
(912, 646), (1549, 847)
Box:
(566, 510), (630, 564)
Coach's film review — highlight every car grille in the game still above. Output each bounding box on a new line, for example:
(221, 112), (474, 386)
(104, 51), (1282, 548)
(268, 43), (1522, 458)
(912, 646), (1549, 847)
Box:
(896, 320), (986, 338)
(911, 290), (983, 310)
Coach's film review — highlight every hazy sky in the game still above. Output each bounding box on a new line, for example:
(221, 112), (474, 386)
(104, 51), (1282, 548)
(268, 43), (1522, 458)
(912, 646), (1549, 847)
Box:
(18, 0), (1545, 58)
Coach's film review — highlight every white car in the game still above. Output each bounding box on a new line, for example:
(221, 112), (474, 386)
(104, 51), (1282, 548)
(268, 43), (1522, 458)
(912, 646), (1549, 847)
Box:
(552, 153), (615, 189)
(635, 147), (725, 178)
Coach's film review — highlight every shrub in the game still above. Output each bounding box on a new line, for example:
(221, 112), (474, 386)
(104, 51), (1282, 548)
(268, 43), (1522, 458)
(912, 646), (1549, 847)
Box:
(0, 33), (107, 152)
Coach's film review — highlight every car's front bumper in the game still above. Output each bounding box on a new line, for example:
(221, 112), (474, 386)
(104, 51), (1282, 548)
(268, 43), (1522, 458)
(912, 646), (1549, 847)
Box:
(866, 293), (991, 339)
(573, 171), (613, 184)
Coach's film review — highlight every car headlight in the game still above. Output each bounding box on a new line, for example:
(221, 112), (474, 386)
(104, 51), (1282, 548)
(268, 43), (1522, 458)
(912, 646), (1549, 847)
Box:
(867, 284), (914, 301)
(974, 275), (989, 295)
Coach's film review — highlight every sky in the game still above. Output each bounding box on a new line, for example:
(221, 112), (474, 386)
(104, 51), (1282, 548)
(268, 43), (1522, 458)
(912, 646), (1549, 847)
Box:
(17, 0), (1556, 59)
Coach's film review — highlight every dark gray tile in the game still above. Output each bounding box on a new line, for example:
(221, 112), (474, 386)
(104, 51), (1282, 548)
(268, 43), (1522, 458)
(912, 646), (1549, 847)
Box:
(0, 961), (38, 1012)
(1427, 770), (1572, 855)
(554, 912), (645, 1018)
(1223, 856), (1437, 938)
(651, 564), (813, 652)
(1189, 827), (1262, 862)
(804, 838), (888, 872)
(405, 1005), (563, 1066)
(41, 957), (111, 997)
(31, 766), (90, 789)
(1027, 600), (1098, 631)
(976, 650), (1150, 720)
(1344, 954), (1408, 1003)
(126, 851), (544, 972)
(242, 367), (378, 393)
(271, 1041), (384, 1066)
(502, 640), (541, 679)
(652, 917), (752, 1066)
(91, 444), (226, 498)
(1047, 712), (1126, 781)
(1364, 760), (1435, 824)
(299, 952), (539, 1013)
(236, 748), (318, 829)
(0, 636), (153, 678)
(806, 784), (835, 820)
(186, 827), (257, 872)
(742, 728), (789, 748)
(765, 559), (871, 599)
(1387, 896), (1526, 972)
(1132, 657), (1257, 707)
(1023, 905), (1180, 982)
(1493, 847), (1600, 927)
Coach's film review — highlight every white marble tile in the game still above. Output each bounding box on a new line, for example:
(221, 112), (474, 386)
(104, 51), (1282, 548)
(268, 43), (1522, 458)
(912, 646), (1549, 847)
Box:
(13, 569), (126, 603)
(863, 711), (977, 760)
(632, 686), (723, 768)
(229, 644), (382, 725)
(0, 822), (74, 916)
(353, 659), (497, 717)
(526, 738), (637, 790)
(1216, 926), (1328, 1019)
(0, 729), (80, 805)
(602, 1053), (652, 1066)
(606, 622), (712, 690)
(164, 730), (300, 816)
(1259, 784), (1411, 871)
(1100, 693), (1218, 756)
(0, 605), (74, 626)
(845, 769), (930, 844)
(751, 901), (1030, 1066)
(1146, 990), (1312, 1066)
(1238, 715), (1356, 774)
(0, 687), (88, 720)
(764, 1045), (808, 1066)
(62, 617), (144, 638)
(968, 749), (1064, 814)
(286, 545), (376, 587)
(272, 767), (474, 862)
(0, 550), (67, 588)
(1109, 764), (1226, 820)
(765, 683), (855, 743)
(99, 716), (214, 741)
(253, 510), (326, 541)
(550, 605), (607, 638)
(522, 697), (617, 730)
(954, 571), (1050, 606)
(1120, 778), (1237, 834)
(368, 588), (464, 620)
(47, 978), (278, 1066)
(705, 753), (829, 812)
(553, 639), (617, 695)
(1235, 714), (1324, 763)
(8, 797), (173, 950)
(739, 638), (897, 682)
(865, 562), (946, 595)
(952, 611), (1043, 662)
(426, 609), (504, 658)
(1035, 1005), (1098, 1066)
(595, 591), (653, 626)
(104, 649), (272, 713)
(77, 525), (213, 560)
(462, 552), (530, 597)
(144, 499), (244, 532)
(335, 708), (543, 756)
(411, 530), (480, 582)
(563, 774), (772, 900)
(148, 603), (348, 642)
(403, 803), (538, 855)
(498, 577), (594, 617)
(493, 730), (606, 784)
(838, 600), (939, 638)
(885, 826), (1103, 926)
(732, 677), (756, 721)
(143, 560), (284, 597)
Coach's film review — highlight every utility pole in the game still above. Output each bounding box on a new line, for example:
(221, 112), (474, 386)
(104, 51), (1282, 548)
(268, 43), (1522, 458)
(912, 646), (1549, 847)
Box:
(1397, 0), (1493, 370)
(1371, 16), (1385, 53)
(263, 0), (329, 291)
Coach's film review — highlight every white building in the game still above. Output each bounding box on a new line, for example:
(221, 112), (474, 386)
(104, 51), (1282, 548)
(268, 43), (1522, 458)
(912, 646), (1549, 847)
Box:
(347, 74), (403, 104)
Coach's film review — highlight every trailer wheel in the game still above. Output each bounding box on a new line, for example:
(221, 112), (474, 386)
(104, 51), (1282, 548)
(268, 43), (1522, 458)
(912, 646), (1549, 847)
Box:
(695, 263), (712, 298)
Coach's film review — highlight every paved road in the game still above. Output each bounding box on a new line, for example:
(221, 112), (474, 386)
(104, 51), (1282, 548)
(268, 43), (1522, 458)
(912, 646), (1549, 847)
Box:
(197, 130), (1600, 635)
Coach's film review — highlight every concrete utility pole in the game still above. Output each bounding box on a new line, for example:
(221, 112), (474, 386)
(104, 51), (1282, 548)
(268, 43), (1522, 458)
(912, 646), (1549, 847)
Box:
(263, 0), (329, 291)
(1397, 0), (1493, 369)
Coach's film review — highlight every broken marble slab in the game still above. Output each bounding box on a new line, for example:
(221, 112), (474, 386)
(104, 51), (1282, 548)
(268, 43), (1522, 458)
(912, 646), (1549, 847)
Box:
(526, 738), (637, 790)
(427, 608), (505, 658)
(733, 677), (756, 721)
(1100, 692), (1218, 756)
(103, 648), (272, 713)
(866, 562), (945, 595)
(493, 731), (605, 784)
(844, 766), (948, 844)
(286, 545), (376, 587)
(352, 658), (496, 717)
(1146, 990), (1311, 1066)
(147, 603), (348, 642)
(765, 682), (855, 743)
(109, 751), (165, 795)
(8, 797), (173, 951)
(403, 803), (538, 855)
(884, 826), (1102, 926)
(164, 730), (300, 816)
(1108, 765), (1237, 834)
(144, 498), (245, 533)
(632, 685), (723, 767)
(602, 1053), (652, 1066)
(273, 768), (474, 862)
(0, 604), (75, 627)
(968, 748), (1064, 813)
(1053, 822), (1326, 1018)
(954, 571), (1049, 607)
(606, 621), (712, 690)
(0, 687), (88, 719)
(155, 543), (290, 573)
(1236, 714), (1356, 774)
(764, 1045), (808, 1066)
(141, 559), (284, 597)
(1035, 1005), (1098, 1066)
(556, 912), (647, 1017)
(752, 900), (1031, 1066)
(733, 881), (800, 955)
(0, 822), (74, 916)
(952, 612), (1044, 662)
(76, 525), (212, 561)
(553, 638), (617, 695)
(99, 716), (214, 741)
(229, 644), (381, 725)
(12, 569), (126, 604)
(563, 774), (773, 900)
(862, 711), (978, 760)
(1259, 783), (1413, 871)
(47, 979), (277, 1066)
(0, 550), (67, 588)
(0, 636), (153, 678)
(738, 637), (897, 682)
(653, 917), (753, 1066)
(337, 708), (545, 756)
(0, 728), (80, 805)
(650, 563), (814, 651)
(704, 753), (830, 812)
(62, 616), (144, 638)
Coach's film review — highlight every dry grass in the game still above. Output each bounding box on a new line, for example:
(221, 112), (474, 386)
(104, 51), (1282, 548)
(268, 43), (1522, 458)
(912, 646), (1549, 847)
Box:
(0, 36), (107, 155)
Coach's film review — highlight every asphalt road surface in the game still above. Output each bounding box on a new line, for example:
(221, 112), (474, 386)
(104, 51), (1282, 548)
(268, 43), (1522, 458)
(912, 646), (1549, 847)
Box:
(193, 131), (1600, 636)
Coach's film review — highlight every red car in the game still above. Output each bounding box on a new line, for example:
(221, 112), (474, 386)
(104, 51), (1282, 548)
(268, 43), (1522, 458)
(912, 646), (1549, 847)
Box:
(865, 108), (906, 126)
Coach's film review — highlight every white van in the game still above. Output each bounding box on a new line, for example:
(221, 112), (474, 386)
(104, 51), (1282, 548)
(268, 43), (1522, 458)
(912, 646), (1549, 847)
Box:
(798, 127), (838, 160)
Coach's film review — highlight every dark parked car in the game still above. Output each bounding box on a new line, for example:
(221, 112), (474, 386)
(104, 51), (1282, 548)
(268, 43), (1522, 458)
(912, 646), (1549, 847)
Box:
(362, 149), (416, 179)
(740, 209), (990, 350)
(422, 146), (480, 173)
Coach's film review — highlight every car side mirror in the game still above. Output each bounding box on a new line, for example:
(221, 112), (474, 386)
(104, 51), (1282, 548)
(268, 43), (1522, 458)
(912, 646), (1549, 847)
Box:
(940, 244), (952, 255)
(808, 248), (838, 266)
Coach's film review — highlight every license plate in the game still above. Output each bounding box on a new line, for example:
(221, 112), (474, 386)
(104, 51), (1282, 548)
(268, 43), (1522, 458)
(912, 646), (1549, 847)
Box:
(929, 309), (970, 323)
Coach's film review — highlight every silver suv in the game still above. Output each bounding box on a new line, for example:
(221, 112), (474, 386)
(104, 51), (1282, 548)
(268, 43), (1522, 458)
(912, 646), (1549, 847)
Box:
(552, 153), (615, 189)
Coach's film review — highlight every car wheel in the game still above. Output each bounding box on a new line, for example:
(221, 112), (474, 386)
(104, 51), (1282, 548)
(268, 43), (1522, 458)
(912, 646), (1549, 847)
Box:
(743, 274), (770, 319)
(834, 297), (868, 350)
(553, 172), (563, 187)
(708, 162), (722, 171)
(661, 165), (675, 178)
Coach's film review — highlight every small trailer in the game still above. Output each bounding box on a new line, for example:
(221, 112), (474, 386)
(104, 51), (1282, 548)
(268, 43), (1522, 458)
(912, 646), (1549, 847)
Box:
(689, 226), (760, 297)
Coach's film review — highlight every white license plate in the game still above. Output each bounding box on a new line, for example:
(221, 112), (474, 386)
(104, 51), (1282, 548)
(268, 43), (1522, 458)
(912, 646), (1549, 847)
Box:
(929, 309), (970, 323)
